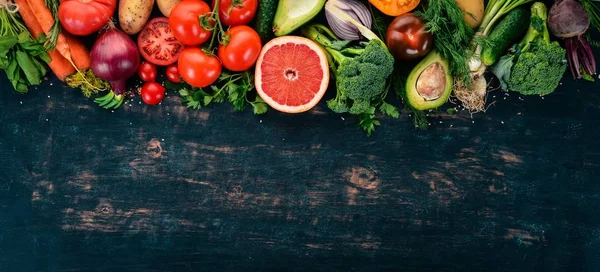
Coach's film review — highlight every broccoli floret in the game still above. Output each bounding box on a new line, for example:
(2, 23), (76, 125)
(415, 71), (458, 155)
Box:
(491, 2), (567, 96)
(302, 24), (395, 115)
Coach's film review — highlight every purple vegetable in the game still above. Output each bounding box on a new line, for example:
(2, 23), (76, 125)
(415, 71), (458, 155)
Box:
(548, 0), (596, 79)
(91, 26), (140, 94)
(325, 0), (373, 41)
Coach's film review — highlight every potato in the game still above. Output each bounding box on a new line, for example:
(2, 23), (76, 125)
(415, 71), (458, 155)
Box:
(456, 0), (484, 29)
(157, 0), (181, 17)
(119, 0), (155, 35)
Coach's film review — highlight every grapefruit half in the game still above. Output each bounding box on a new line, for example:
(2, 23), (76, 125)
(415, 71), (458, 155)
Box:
(255, 36), (329, 114)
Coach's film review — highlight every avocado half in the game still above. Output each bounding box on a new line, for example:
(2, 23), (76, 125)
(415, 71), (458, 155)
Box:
(273, 0), (326, 36)
(405, 51), (453, 111)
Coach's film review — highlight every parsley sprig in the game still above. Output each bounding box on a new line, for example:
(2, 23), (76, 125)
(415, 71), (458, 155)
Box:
(172, 71), (267, 114)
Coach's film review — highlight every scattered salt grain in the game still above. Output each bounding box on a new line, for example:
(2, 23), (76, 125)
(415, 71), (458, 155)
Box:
(19, 101), (22, 104)
(47, 95), (50, 98)
(45, 119), (48, 122)
(161, 139), (164, 141)
(501, 121), (504, 124)
(341, 117), (345, 121)
(259, 120), (263, 123)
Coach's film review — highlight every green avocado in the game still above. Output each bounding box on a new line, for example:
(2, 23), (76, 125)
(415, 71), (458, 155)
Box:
(273, 0), (326, 36)
(405, 51), (453, 111)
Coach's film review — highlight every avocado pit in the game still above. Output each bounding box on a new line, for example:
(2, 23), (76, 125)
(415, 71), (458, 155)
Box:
(416, 62), (446, 101)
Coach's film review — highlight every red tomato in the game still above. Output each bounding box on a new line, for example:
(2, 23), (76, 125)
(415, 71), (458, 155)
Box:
(212, 0), (258, 26)
(218, 26), (261, 72)
(178, 47), (222, 88)
(386, 13), (433, 61)
(58, 0), (116, 36)
(169, 0), (213, 46)
(138, 62), (157, 82)
(166, 64), (181, 83)
(138, 17), (184, 66)
(141, 82), (166, 105)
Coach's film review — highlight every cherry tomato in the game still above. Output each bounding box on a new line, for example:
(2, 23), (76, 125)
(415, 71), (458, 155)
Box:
(58, 0), (116, 36)
(138, 17), (184, 66)
(178, 47), (222, 88)
(141, 82), (166, 105)
(212, 0), (258, 26)
(166, 64), (181, 83)
(218, 26), (261, 72)
(169, 0), (213, 46)
(138, 62), (158, 82)
(386, 13), (433, 61)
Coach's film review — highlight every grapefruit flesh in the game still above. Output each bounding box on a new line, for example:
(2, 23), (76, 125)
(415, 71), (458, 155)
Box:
(255, 36), (329, 113)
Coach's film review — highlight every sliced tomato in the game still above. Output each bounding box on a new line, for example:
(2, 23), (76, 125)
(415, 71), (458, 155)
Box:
(138, 17), (184, 66)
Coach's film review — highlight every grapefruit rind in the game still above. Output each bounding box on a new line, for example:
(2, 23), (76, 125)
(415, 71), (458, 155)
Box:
(255, 36), (330, 114)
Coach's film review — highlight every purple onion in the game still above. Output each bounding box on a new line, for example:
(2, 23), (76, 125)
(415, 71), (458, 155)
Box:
(91, 27), (140, 95)
(325, 0), (373, 40)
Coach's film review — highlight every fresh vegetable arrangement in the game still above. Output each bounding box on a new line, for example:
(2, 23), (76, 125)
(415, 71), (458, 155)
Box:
(1, 0), (599, 135)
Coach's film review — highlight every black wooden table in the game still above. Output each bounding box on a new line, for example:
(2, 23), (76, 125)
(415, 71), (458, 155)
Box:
(1, 65), (600, 271)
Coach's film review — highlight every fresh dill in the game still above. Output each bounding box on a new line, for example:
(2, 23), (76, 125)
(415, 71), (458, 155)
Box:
(416, 0), (475, 86)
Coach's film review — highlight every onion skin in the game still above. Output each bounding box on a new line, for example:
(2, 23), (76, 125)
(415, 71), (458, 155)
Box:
(91, 27), (141, 95)
(548, 0), (589, 38)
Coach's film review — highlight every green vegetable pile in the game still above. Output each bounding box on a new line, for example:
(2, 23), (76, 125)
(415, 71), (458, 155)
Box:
(491, 2), (567, 95)
(302, 24), (397, 135)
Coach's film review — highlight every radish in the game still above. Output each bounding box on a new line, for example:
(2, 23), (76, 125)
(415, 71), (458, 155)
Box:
(548, 0), (596, 79)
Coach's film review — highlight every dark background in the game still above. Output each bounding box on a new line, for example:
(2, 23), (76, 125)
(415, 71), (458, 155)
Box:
(2, 1), (600, 271)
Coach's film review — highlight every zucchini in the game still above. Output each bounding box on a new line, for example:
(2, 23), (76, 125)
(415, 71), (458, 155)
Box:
(253, 0), (278, 43)
(481, 7), (530, 66)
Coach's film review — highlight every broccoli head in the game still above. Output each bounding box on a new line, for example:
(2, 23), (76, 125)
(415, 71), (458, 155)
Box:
(491, 2), (567, 96)
(302, 24), (395, 115)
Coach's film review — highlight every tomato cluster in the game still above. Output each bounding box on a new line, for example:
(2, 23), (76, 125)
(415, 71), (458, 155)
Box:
(169, 0), (261, 88)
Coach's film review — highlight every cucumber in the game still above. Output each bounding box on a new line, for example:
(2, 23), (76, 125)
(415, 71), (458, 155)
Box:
(481, 7), (530, 66)
(253, 0), (278, 43)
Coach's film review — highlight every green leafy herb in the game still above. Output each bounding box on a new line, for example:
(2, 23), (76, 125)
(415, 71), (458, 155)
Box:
(172, 71), (267, 114)
(358, 107), (380, 136)
(417, 0), (475, 86)
(0, 8), (50, 93)
(44, 0), (61, 50)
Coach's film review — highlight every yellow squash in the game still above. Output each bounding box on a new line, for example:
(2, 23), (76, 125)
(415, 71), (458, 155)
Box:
(456, 0), (484, 29)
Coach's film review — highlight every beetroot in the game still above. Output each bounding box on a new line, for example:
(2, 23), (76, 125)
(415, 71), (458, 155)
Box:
(548, 0), (596, 79)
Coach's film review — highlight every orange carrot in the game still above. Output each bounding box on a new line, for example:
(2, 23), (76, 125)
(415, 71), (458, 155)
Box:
(63, 33), (91, 71)
(14, 0), (43, 37)
(27, 0), (91, 71)
(15, 0), (76, 81)
(25, 0), (73, 61)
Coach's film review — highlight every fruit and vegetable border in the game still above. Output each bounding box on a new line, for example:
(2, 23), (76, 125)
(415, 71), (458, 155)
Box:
(1, 0), (598, 135)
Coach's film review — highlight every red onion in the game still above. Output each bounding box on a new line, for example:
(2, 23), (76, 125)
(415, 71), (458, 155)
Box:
(91, 26), (140, 95)
(325, 0), (373, 40)
(548, 0), (596, 79)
